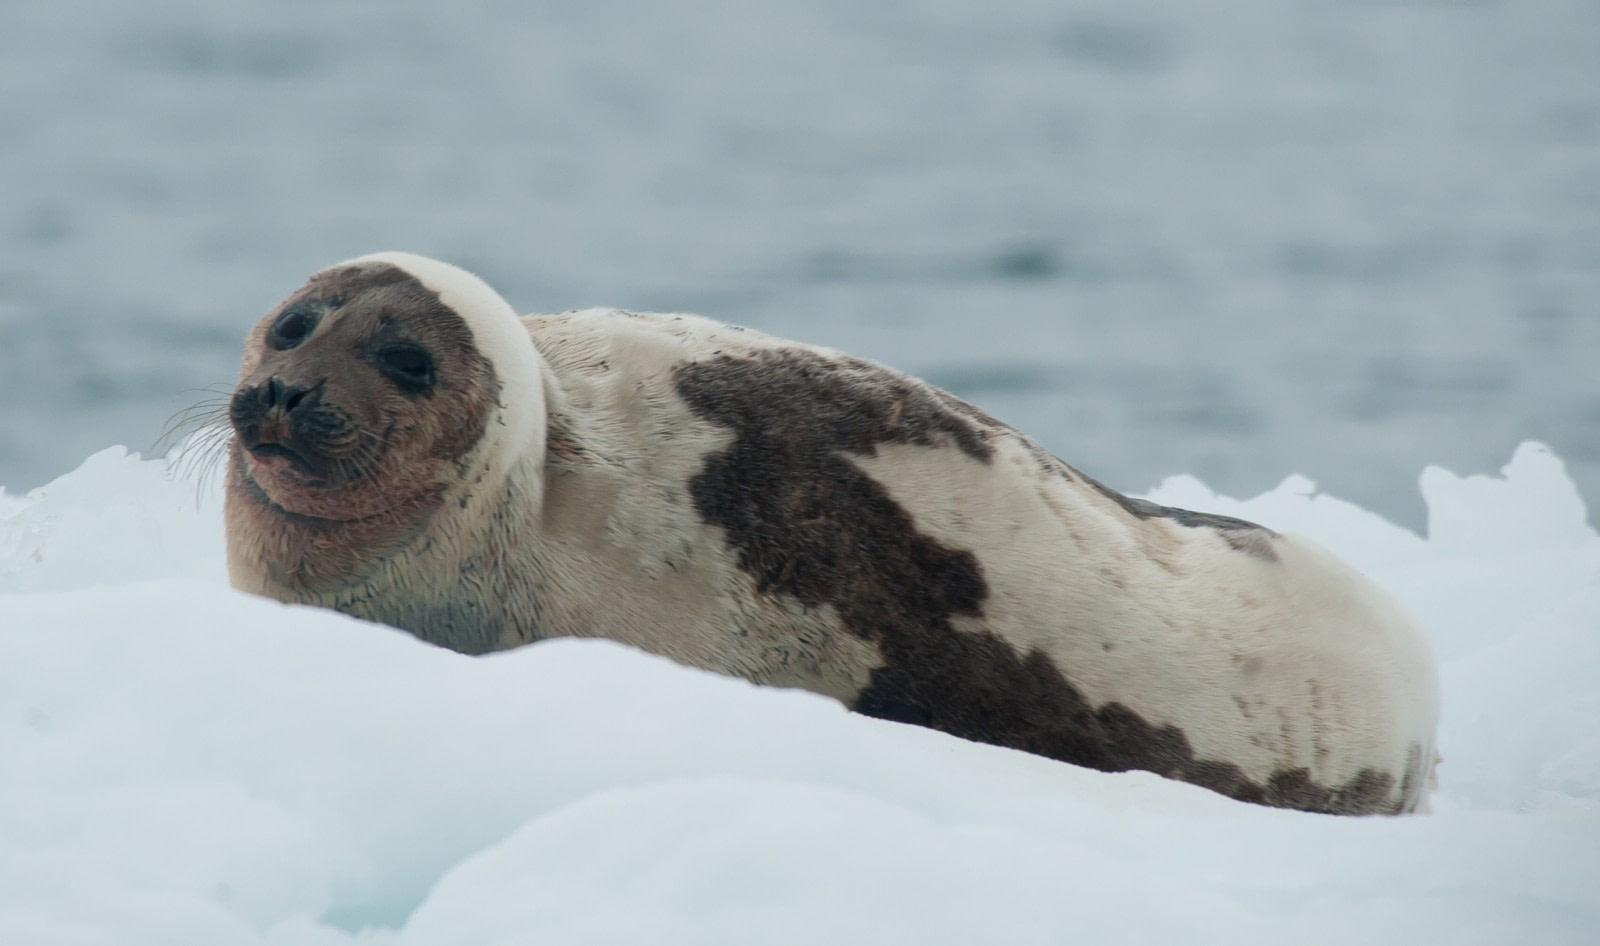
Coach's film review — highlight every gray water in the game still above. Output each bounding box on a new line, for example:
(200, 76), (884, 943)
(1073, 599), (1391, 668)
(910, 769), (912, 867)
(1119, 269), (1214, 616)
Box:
(2, 0), (1596, 530)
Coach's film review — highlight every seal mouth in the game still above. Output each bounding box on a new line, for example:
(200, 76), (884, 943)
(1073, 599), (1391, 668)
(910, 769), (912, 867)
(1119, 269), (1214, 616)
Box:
(245, 440), (325, 480)
(235, 447), (445, 529)
(237, 425), (349, 486)
(230, 376), (352, 486)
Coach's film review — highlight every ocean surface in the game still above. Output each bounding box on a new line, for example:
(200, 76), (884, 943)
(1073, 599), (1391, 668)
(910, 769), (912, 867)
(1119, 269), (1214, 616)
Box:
(2, 0), (1596, 529)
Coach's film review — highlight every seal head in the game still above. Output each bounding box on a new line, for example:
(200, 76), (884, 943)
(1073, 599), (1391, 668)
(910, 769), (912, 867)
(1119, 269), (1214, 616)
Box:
(226, 252), (546, 592)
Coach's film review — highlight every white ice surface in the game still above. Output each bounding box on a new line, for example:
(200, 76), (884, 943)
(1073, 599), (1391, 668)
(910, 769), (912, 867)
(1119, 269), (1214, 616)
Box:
(2, 443), (1597, 944)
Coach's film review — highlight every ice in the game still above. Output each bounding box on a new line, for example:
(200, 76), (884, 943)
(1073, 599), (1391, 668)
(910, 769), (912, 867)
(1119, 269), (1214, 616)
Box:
(1422, 442), (1596, 556)
(2, 442), (1597, 944)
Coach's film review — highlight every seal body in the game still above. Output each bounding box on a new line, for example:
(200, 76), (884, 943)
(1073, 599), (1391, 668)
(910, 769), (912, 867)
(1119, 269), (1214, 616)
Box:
(226, 252), (1440, 815)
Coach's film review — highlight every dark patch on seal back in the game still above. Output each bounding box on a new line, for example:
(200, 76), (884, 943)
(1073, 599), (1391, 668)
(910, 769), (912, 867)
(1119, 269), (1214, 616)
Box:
(675, 348), (1401, 814)
(673, 348), (992, 608)
(676, 349), (995, 468)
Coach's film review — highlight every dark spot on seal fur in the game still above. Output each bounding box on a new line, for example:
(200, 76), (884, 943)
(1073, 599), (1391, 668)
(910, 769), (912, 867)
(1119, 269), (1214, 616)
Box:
(675, 348), (1410, 814)
(673, 348), (991, 611)
(855, 619), (1404, 814)
(676, 350), (994, 467)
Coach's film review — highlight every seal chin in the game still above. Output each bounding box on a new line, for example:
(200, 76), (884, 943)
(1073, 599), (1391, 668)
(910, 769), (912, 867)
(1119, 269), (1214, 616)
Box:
(239, 455), (337, 519)
(235, 438), (449, 534)
(239, 450), (365, 521)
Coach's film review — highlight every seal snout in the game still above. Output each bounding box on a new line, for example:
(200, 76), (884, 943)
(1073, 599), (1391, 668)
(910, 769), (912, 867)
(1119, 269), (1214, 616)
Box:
(230, 375), (336, 480)
(259, 376), (318, 415)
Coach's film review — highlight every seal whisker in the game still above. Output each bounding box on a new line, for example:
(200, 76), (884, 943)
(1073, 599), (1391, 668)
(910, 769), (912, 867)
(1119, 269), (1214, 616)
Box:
(166, 422), (233, 506)
(156, 387), (239, 509)
(156, 396), (232, 451)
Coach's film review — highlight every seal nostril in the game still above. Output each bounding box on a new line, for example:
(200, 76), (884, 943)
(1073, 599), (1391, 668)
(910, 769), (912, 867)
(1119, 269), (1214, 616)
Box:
(261, 377), (284, 409)
(258, 376), (315, 413)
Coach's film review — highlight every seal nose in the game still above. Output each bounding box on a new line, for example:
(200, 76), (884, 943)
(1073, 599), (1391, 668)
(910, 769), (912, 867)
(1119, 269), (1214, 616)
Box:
(259, 376), (317, 415)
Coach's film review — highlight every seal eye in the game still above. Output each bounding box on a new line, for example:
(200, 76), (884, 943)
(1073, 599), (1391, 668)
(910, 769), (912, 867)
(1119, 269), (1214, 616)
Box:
(269, 307), (317, 350)
(375, 344), (435, 393)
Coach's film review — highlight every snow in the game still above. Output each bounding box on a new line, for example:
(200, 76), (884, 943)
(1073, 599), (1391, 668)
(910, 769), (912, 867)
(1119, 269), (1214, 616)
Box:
(2, 443), (1597, 944)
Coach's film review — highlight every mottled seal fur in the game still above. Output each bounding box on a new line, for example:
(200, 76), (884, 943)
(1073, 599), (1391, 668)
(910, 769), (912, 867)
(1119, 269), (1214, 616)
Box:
(226, 252), (1440, 815)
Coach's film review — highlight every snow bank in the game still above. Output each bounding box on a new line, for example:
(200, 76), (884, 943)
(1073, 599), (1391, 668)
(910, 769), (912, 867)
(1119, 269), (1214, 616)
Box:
(2, 443), (1597, 945)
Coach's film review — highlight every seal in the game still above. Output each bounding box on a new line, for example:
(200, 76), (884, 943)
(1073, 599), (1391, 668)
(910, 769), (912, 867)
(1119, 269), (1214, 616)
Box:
(225, 251), (1440, 815)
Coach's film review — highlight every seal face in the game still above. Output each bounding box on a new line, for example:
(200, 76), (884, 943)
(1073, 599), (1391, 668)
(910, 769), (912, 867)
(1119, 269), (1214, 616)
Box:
(225, 254), (1441, 815)
(226, 259), (504, 590)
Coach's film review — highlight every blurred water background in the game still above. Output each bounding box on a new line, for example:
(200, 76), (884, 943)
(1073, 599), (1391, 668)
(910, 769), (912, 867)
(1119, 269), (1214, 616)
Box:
(1, 0), (1595, 530)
